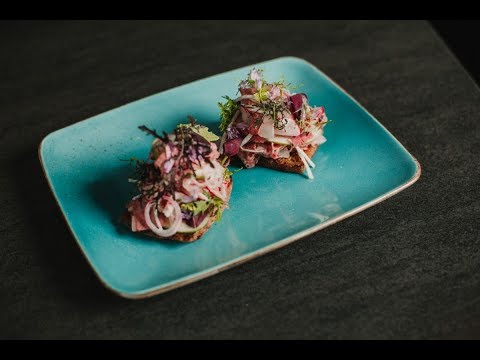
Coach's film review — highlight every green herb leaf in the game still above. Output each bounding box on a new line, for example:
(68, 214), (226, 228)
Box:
(218, 95), (239, 132)
(223, 167), (242, 180)
(253, 86), (269, 102)
(181, 196), (226, 222)
(223, 168), (233, 180)
(181, 200), (209, 215)
(177, 123), (219, 142)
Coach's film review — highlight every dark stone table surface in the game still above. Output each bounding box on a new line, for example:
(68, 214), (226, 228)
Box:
(1, 20), (479, 339)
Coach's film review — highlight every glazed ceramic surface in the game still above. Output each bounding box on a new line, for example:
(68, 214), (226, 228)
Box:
(39, 57), (420, 298)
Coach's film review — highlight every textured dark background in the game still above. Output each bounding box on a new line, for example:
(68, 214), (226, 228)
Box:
(1, 20), (479, 339)
(430, 20), (480, 85)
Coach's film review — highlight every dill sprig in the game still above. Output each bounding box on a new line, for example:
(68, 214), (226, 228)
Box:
(244, 98), (290, 130)
(225, 69), (297, 132)
(138, 125), (167, 141)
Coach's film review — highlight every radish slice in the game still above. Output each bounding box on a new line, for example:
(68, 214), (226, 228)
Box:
(304, 127), (327, 146)
(257, 115), (274, 139)
(274, 113), (300, 137)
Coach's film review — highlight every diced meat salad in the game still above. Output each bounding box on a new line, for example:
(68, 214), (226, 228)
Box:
(218, 68), (329, 179)
(123, 68), (331, 241)
(125, 121), (232, 238)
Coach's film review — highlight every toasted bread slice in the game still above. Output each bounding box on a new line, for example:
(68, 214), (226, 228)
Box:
(122, 181), (232, 243)
(257, 144), (318, 174)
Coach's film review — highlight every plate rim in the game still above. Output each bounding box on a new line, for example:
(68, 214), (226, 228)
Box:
(38, 56), (422, 299)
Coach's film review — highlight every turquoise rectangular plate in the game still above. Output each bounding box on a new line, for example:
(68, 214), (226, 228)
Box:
(39, 57), (420, 298)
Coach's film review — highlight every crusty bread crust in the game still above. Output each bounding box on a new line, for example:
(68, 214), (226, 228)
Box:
(122, 180), (232, 243)
(257, 144), (318, 173)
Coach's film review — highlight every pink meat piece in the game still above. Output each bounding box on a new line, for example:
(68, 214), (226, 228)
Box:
(127, 198), (149, 231)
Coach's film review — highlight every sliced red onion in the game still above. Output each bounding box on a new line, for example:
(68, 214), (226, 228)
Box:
(236, 120), (249, 133)
(190, 211), (211, 228)
(290, 94), (303, 116)
(226, 126), (240, 140)
(163, 158), (175, 173)
(290, 93), (308, 119)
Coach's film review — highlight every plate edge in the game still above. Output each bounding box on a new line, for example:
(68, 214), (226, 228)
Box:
(121, 57), (423, 299)
(38, 138), (420, 300)
(38, 56), (422, 299)
(123, 158), (421, 299)
(36, 56), (294, 142)
(38, 139), (124, 298)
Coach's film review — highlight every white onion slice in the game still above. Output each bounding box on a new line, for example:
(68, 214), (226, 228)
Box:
(296, 146), (316, 169)
(230, 109), (240, 123)
(309, 135), (327, 146)
(144, 198), (182, 237)
(277, 147), (291, 158)
(243, 106), (262, 113)
(222, 110), (240, 138)
(240, 133), (253, 147)
(240, 134), (267, 154)
(234, 95), (255, 102)
(297, 151), (314, 180)
(265, 135), (291, 145)
(240, 147), (265, 154)
(219, 132), (227, 154)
